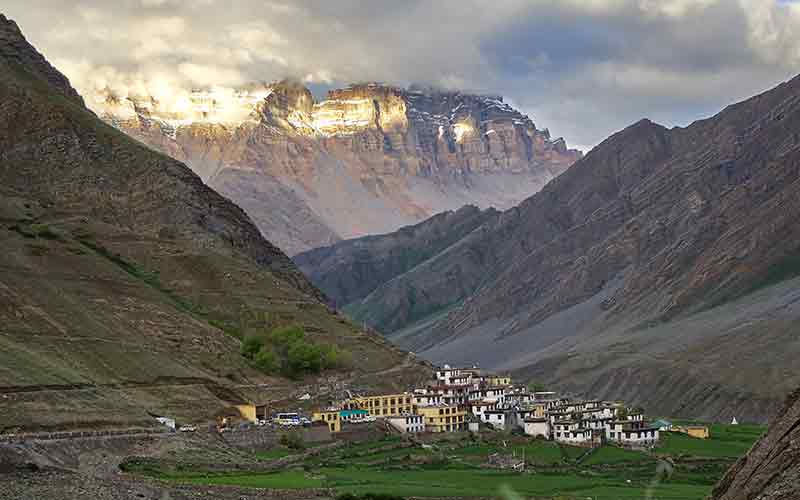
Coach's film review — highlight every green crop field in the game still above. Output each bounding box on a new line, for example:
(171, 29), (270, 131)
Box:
(254, 447), (293, 460)
(129, 423), (766, 499)
(582, 445), (656, 466)
(655, 424), (764, 458)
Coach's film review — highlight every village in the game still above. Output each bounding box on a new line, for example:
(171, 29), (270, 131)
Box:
(302, 364), (707, 449)
(120, 361), (753, 499)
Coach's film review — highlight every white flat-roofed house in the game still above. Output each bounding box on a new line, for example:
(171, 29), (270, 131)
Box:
(584, 416), (614, 432)
(469, 388), (487, 402)
(413, 390), (443, 408)
(470, 399), (497, 420)
(554, 425), (592, 445)
(523, 418), (550, 439)
(605, 419), (659, 447)
(484, 386), (507, 405)
(434, 384), (471, 406)
(387, 413), (425, 434)
(505, 391), (534, 406)
(513, 408), (540, 428)
(547, 410), (572, 426)
(484, 409), (508, 430)
(581, 406), (616, 421)
(450, 373), (473, 387)
(627, 410), (644, 422)
(436, 365), (476, 386)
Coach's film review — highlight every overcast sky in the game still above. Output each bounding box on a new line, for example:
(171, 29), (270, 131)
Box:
(4, 0), (800, 149)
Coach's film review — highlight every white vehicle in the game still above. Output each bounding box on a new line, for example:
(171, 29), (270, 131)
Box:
(274, 412), (301, 426)
(179, 425), (197, 432)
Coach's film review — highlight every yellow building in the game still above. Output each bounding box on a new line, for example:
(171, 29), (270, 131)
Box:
(487, 375), (511, 386)
(416, 405), (467, 432)
(312, 410), (341, 433)
(235, 404), (257, 423)
(528, 402), (548, 418)
(675, 425), (710, 439)
(344, 393), (415, 417)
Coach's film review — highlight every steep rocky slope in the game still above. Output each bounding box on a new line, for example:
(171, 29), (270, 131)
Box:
(713, 388), (800, 500)
(294, 205), (499, 308)
(0, 13), (424, 432)
(303, 74), (800, 422)
(98, 80), (580, 255)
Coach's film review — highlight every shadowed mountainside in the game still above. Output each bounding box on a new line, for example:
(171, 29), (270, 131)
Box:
(300, 73), (800, 422)
(294, 204), (499, 308)
(0, 13), (425, 432)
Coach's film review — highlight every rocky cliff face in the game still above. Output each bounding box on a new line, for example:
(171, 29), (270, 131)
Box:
(712, 388), (800, 499)
(300, 74), (800, 422)
(96, 80), (581, 255)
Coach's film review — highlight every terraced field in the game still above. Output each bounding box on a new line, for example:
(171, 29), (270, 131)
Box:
(124, 423), (765, 499)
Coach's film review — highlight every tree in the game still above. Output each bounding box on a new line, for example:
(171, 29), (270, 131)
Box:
(528, 382), (547, 392)
(254, 346), (278, 373)
(241, 335), (264, 359)
(286, 340), (323, 375)
(270, 325), (305, 347)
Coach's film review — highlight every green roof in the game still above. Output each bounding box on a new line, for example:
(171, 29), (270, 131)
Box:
(340, 409), (369, 417)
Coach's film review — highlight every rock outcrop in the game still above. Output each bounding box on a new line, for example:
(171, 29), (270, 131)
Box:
(299, 73), (800, 422)
(96, 80), (581, 254)
(712, 388), (800, 500)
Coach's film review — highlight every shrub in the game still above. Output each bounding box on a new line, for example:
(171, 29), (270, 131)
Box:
(528, 382), (547, 392)
(286, 340), (324, 375)
(241, 324), (353, 377)
(270, 325), (305, 347)
(241, 335), (264, 359)
(254, 346), (278, 374)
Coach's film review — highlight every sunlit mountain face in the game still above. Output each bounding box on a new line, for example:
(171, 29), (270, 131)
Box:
(95, 79), (581, 255)
(93, 81), (506, 143)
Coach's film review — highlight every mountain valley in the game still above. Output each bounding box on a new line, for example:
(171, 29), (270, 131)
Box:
(299, 75), (800, 423)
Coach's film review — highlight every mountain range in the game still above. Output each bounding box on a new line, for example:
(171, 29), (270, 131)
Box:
(297, 74), (800, 423)
(96, 80), (580, 255)
(0, 13), (424, 433)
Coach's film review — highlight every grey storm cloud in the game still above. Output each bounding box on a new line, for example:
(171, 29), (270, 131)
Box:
(3, 0), (800, 148)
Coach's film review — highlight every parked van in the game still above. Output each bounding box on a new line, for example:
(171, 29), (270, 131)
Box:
(274, 412), (301, 426)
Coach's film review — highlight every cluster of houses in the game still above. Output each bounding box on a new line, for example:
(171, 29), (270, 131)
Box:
(312, 364), (662, 449)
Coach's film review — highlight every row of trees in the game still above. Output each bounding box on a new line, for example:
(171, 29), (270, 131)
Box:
(241, 325), (352, 378)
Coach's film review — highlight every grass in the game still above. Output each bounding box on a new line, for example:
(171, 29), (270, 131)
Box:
(448, 440), (570, 466)
(254, 447), (294, 460)
(138, 422), (766, 499)
(655, 424), (764, 458)
(581, 445), (655, 465)
(178, 470), (324, 489)
(10, 223), (61, 240)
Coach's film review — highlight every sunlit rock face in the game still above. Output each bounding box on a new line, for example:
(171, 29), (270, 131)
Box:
(97, 81), (582, 255)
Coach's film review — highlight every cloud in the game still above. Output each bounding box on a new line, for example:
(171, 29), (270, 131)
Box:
(3, 0), (800, 147)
